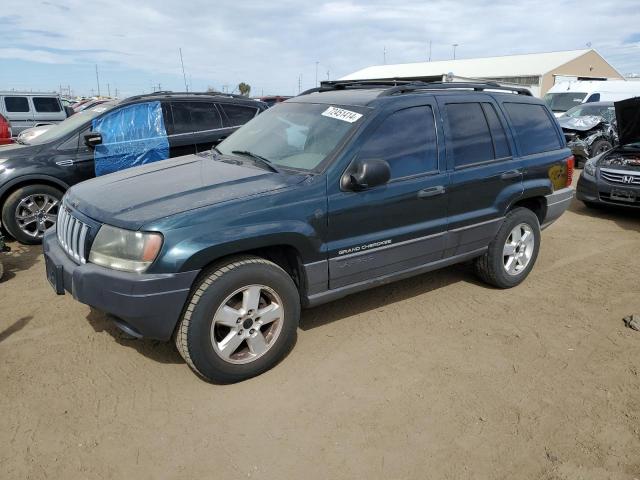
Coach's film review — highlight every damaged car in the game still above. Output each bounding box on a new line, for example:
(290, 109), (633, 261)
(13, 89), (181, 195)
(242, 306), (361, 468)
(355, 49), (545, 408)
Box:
(577, 97), (640, 208)
(559, 102), (617, 168)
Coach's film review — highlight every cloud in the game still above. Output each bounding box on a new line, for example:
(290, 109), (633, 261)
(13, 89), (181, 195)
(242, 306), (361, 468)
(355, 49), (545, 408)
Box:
(1, 0), (640, 95)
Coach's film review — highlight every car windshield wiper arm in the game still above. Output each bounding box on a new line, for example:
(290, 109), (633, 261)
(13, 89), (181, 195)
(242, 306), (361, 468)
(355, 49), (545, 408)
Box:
(231, 150), (281, 173)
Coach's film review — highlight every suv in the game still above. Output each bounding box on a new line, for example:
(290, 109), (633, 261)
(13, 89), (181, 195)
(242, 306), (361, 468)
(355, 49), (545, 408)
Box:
(43, 81), (574, 383)
(0, 92), (68, 136)
(0, 92), (266, 244)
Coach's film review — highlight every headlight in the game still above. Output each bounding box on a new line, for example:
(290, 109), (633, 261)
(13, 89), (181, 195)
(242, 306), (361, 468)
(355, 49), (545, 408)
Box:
(584, 160), (597, 177)
(88, 225), (163, 273)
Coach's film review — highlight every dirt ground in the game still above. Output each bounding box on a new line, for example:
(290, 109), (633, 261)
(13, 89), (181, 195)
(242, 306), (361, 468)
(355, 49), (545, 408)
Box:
(1, 181), (640, 480)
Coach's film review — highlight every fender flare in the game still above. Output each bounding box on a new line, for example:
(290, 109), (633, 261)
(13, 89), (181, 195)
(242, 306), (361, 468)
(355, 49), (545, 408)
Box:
(0, 174), (70, 201)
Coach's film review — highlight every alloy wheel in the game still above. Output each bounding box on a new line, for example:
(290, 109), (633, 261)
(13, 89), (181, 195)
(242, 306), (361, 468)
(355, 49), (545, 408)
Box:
(15, 194), (59, 239)
(503, 223), (535, 276)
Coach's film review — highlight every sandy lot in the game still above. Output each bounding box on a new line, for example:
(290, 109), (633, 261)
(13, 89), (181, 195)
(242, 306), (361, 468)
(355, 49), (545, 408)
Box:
(1, 185), (640, 480)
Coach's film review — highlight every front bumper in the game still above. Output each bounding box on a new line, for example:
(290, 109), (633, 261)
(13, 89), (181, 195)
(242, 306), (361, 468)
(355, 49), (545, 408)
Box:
(577, 171), (640, 208)
(43, 228), (199, 341)
(541, 187), (574, 228)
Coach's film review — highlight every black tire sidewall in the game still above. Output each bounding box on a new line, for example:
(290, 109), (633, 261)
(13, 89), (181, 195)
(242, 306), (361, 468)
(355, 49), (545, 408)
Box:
(187, 261), (300, 383)
(1, 184), (63, 245)
(487, 208), (541, 288)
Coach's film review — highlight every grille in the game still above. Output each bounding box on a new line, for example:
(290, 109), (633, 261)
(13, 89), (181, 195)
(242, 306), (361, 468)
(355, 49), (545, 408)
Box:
(56, 207), (90, 264)
(600, 168), (640, 186)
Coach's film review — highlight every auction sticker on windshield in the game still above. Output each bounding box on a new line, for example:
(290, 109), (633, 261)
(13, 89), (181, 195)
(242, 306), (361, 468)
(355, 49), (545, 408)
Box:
(322, 106), (363, 123)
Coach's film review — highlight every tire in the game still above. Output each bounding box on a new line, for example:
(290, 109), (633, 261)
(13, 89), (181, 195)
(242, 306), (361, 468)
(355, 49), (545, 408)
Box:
(588, 139), (612, 159)
(474, 207), (541, 289)
(175, 256), (300, 383)
(1, 184), (63, 245)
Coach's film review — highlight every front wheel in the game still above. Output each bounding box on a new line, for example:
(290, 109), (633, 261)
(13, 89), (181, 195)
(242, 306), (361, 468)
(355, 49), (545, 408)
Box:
(474, 208), (541, 289)
(1, 184), (62, 244)
(175, 256), (300, 383)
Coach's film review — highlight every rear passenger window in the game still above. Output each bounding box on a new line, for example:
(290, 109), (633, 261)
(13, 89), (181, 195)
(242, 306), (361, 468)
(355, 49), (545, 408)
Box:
(482, 103), (511, 159)
(170, 102), (223, 135)
(33, 97), (61, 112)
(4, 97), (30, 112)
(445, 103), (494, 167)
(358, 106), (438, 179)
(503, 103), (561, 156)
(221, 104), (258, 126)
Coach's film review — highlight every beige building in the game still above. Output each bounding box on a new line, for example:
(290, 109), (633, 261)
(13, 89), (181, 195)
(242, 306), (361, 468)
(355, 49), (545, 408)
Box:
(340, 49), (624, 97)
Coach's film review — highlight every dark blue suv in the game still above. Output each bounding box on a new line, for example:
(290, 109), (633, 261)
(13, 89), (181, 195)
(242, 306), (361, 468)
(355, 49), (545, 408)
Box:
(43, 81), (574, 383)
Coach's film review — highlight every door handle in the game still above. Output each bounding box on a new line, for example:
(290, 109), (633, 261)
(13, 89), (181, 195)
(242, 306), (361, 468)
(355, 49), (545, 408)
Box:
(500, 170), (522, 180)
(417, 185), (446, 198)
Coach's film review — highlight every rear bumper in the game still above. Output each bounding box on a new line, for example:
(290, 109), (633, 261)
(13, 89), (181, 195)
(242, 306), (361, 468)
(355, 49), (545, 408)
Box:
(542, 187), (574, 228)
(43, 228), (199, 341)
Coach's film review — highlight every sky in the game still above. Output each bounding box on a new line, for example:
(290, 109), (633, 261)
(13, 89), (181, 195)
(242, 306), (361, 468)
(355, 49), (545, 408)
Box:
(0, 0), (639, 98)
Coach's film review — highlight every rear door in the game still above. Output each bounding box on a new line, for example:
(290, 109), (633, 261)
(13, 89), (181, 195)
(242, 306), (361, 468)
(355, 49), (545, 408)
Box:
(32, 96), (65, 125)
(218, 103), (260, 138)
(438, 95), (523, 257)
(327, 101), (449, 289)
(3, 95), (34, 135)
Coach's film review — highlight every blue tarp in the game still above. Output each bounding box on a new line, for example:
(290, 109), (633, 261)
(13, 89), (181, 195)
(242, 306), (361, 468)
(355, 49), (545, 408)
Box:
(92, 101), (169, 176)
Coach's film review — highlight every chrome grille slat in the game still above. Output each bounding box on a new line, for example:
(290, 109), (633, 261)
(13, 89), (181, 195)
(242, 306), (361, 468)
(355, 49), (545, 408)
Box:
(56, 204), (90, 264)
(600, 168), (640, 185)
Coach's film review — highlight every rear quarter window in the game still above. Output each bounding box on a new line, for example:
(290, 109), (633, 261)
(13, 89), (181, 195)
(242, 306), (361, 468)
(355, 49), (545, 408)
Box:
(221, 104), (258, 127)
(4, 96), (30, 113)
(33, 97), (62, 113)
(503, 103), (561, 156)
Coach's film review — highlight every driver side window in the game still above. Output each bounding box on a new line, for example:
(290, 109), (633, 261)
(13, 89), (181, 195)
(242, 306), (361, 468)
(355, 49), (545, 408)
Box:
(358, 106), (438, 180)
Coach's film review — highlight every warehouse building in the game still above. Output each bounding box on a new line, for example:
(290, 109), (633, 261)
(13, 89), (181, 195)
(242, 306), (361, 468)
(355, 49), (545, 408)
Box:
(340, 49), (624, 97)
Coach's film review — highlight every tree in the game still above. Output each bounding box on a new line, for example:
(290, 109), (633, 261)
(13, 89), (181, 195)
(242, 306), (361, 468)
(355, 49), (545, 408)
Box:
(238, 82), (251, 97)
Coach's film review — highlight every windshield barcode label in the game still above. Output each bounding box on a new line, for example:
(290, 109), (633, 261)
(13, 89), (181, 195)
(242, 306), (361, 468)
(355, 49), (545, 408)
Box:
(322, 106), (363, 123)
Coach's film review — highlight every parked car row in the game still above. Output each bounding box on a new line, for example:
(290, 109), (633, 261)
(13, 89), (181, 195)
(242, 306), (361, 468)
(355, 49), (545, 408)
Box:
(0, 92), (267, 243)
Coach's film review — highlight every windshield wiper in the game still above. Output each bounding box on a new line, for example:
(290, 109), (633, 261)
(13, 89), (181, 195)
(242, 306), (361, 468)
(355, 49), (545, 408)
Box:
(231, 150), (281, 173)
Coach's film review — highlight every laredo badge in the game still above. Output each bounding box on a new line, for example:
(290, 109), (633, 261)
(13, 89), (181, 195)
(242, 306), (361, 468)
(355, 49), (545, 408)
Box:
(321, 106), (363, 123)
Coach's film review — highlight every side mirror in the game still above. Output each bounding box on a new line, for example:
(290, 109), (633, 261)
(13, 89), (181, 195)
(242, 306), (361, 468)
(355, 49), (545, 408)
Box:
(343, 158), (391, 191)
(84, 132), (103, 149)
(64, 106), (75, 118)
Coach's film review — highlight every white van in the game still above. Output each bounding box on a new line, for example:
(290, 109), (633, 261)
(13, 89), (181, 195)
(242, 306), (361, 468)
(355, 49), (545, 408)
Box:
(0, 92), (69, 136)
(543, 81), (640, 117)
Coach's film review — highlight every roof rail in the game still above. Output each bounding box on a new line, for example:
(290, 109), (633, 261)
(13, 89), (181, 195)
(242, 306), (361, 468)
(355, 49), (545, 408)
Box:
(121, 90), (251, 103)
(378, 81), (533, 97)
(297, 79), (532, 97)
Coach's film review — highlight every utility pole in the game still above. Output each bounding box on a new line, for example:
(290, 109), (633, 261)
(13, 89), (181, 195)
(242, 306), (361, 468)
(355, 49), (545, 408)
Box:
(115, 87), (118, 98)
(428, 40), (432, 62)
(315, 61), (319, 87)
(298, 74), (302, 94)
(327, 69), (330, 81)
(107, 83), (111, 97)
(383, 46), (387, 64)
(179, 48), (188, 92)
(95, 64), (101, 97)
(452, 43), (459, 60)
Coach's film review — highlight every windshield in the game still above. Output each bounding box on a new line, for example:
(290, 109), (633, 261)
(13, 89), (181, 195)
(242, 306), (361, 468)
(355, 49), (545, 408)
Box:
(543, 92), (587, 113)
(28, 102), (116, 145)
(217, 102), (365, 171)
(564, 104), (615, 121)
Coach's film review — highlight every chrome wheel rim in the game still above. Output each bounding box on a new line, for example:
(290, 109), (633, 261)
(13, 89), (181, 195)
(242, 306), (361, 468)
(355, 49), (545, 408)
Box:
(503, 223), (535, 276)
(15, 194), (59, 239)
(211, 284), (284, 365)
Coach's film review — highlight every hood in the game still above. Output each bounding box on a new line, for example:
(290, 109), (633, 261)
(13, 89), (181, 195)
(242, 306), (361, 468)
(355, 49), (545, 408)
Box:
(615, 97), (640, 146)
(67, 154), (307, 230)
(0, 142), (44, 158)
(558, 115), (606, 132)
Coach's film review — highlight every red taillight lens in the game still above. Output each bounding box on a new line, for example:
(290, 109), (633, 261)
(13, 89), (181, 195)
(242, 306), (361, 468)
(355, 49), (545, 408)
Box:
(566, 155), (575, 188)
(0, 114), (12, 145)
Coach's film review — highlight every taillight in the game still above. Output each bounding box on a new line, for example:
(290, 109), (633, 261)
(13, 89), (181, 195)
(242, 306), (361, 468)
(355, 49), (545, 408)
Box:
(0, 114), (11, 145)
(566, 155), (575, 188)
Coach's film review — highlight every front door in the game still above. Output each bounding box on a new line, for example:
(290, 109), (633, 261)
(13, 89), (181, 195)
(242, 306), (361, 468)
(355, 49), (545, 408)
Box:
(327, 102), (449, 289)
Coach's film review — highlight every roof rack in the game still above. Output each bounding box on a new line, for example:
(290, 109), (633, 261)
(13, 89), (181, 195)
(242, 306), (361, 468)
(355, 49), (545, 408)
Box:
(122, 90), (251, 103)
(298, 79), (532, 97)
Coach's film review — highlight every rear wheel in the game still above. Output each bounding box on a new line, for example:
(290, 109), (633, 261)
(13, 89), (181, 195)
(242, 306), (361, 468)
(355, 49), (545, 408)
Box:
(474, 208), (541, 289)
(1, 184), (62, 245)
(175, 256), (300, 383)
